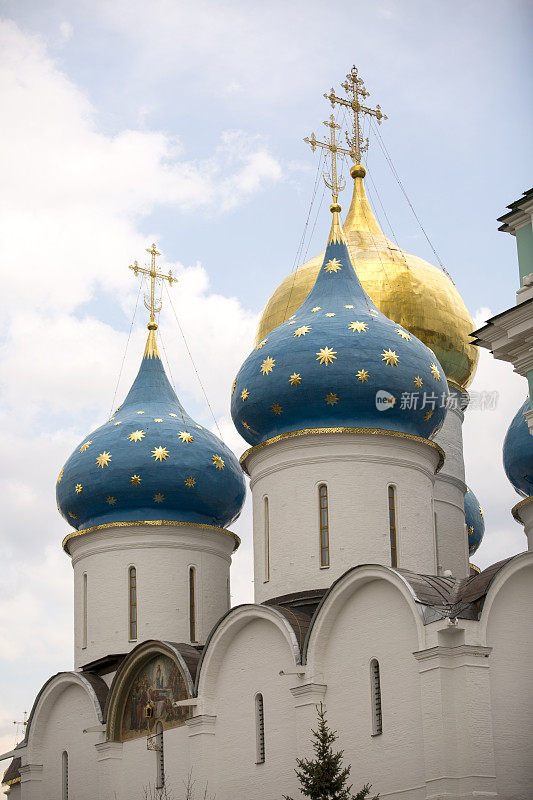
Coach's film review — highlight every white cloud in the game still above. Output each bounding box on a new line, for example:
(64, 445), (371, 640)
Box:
(59, 20), (73, 42)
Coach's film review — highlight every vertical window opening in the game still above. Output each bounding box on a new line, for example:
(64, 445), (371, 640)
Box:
(61, 750), (69, 800)
(82, 572), (87, 649)
(189, 567), (196, 642)
(264, 497), (270, 581)
(319, 484), (330, 567)
(370, 659), (383, 736)
(388, 486), (398, 568)
(155, 722), (164, 789)
(129, 567), (137, 641)
(255, 693), (265, 763)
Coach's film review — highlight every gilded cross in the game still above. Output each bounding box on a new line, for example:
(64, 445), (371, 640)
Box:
(324, 66), (387, 164)
(304, 114), (353, 206)
(129, 243), (176, 329)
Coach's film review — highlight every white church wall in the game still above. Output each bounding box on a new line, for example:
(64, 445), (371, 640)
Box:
(246, 433), (440, 604)
(483, 554), (533, 800)
(118, 723), (191, 799)
(307, 571), (426, 798)
(68, 524), (234, 666)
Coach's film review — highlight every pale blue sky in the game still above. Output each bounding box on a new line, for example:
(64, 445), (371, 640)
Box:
(0, 0), (532, 754)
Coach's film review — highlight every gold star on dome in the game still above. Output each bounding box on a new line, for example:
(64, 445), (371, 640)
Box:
(479, 506), (484, 519)
(169, 412), (178, 417)
(316, 347), (337, 366)
(289, 372), (302, 386)
(324, 258), (342, 274)
(430, 363), (441, 381)
(242, 420), (251, 430)
(311, 306), (321, 313)
(260, 357), (275, 375)
(325, 393), (338, 406)
(395, 328), (412, 341)
(152, 446), (170, 462)
(231, 378), (236, 395)
(153, 493), (165, 503)
(468, 525), (474, 535)
(153, 418), (163, 423)
(128, 430), (145, 443)
(130, 475), (142, 486)
(68, 511), (77, 519)
(356, 369), (370, 383)
(179, 431), (194, 444)
(136, 410), (145, 415)
(75, 483), (83, 494)
(96, 451), (112, 468)
(57, 469), (64, 483)
(185, 476), (196, 487)
(414, 376), (423, 388)
(79, 441), (91, 453)
(293, 325), (311, 337)
(325, 313), (336, 317)
(271, 403), (283, 415)
(106, 496), (117, 505)
(256, 338), (268, 350)
(212, 454), (225, 470)
(241, 388), (250, 401)
(381, 349), (399, 367)
(344, 304), (354, 309)
(424, 410), (433, 421)
(349, 321), (368, 333)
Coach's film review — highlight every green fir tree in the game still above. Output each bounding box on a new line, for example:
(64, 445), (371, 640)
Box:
(284, 704), (379, 800)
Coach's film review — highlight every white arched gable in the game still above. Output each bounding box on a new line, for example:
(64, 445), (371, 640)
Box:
(24, 671), (106, 763)
(196, 604), (302, 701)
(303, 564), (425, 675)
(479, 551), (533, 640)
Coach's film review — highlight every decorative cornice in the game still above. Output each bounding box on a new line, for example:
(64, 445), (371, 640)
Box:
(511, 494), (533, 523)
(240, 427), (444, 475)
(63, 519), (240, 553)
(413, 644), (492, 663)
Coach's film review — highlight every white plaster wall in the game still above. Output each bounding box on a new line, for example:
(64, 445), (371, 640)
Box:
(433, 386), (469, 578)
(314, 578), (426, 799)
(33, 684), (100, 800)
(117, 723), (191, 799)
(485, 562), (533, 800)
(246, 433), (440, 603)
(204, 617), (299, 800)
(68, 525), (234, 667)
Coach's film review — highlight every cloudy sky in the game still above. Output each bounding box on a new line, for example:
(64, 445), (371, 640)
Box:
(0, 0), (532, 754)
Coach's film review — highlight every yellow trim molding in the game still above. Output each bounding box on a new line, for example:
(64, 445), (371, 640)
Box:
(511, 495), (533, 523)
(63, 519), (240, 552)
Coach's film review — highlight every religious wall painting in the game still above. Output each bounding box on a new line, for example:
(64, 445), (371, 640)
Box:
(120, 654), (191, 741)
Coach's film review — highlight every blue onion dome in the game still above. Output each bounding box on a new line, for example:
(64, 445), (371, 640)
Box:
(231, 207), (449, 445)
(57, 327), (246, 531)
(464, 485), (485, 556)
(503, 397), (533, 498)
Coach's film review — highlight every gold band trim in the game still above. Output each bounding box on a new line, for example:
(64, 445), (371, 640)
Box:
(469, 563), (481, 574)
(3, 777), (21, 787)
(240, 427), (444, 475)
(511, 495), (533, 523)
(447, 378), (469, 395)
(63, 519), (240, 552)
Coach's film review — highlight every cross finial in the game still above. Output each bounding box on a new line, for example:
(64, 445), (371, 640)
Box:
(128, 243), (176, 330)
(325, 66), (387, 165)
(304, 114), (353, 211)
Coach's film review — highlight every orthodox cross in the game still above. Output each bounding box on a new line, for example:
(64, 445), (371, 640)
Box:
(304, 115), (353, 206)
(324, 66), (387, 165)
(129, 243), (176, 329)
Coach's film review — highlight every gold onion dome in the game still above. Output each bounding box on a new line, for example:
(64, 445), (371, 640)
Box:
(255, 168), (478, 390)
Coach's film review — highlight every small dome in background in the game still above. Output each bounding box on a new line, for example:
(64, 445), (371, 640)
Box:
(57, 328), (246, 531)
(464, 485), (485, 556)
(231, 207), (449, 446)
(503, 397), (533, 499)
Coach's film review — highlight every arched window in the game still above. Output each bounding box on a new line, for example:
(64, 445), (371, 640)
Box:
(82, 572), (87, 649)
(189, 567), (196, 642)
(264, 497), (270, 581)
(370, 659), (383, 736)
(388, 485), (398, 567)
(319, 484), (330, 567)
(129, 567), (137, 640)
(61, 750), (69, 800)
(255, 693), (265, 763)
(155, 722), (164, 789)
